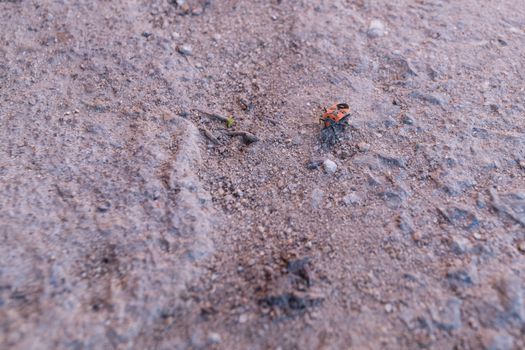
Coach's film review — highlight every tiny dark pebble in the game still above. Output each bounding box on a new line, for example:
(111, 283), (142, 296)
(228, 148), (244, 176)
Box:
(447, 269), (474, 289)
(307, 160), (323, 170)
(383, 116), (396, 128)
(258, 293), (323, 314)
(398, 214), (414, 234)
(402, 115), (414, 125)
(96, 200), (111, 212)
(497, 38), (508, 46)
(158, 238), (170, 253)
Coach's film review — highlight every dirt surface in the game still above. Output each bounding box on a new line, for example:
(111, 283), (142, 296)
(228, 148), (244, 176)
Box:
(2, 0), (525, 349)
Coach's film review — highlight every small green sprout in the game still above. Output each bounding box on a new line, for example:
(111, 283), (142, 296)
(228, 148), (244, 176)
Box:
(226, 115), (235, 128)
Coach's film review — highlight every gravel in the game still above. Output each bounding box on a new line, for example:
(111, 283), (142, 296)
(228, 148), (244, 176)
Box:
(2, 0), (525, 349)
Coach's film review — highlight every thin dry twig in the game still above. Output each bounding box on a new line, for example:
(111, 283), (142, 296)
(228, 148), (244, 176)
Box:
(199, 127), (221, 145)
(226, 131), (259, 144)
(196, 109), (229, 123)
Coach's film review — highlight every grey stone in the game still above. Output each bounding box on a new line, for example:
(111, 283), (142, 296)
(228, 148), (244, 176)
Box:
(378, 154), (407, 169)
(398, 214), (414, 234)
(357, 142), (370, 152)
(323, 159), (337, 174)
(311, 188), (324, 209)
(438, 207), (479, 231)
(178, 44), (193, 56)
(450, 236), (472, 254)
(343, 193), (361, 206)
(402, 114), (414, 125)
(208, 332), (221, 344)
(379, 191), (404, 209)
(447, 268), (475, 289)
(367, 19), (385, 38)
(384, 116), (397, 128)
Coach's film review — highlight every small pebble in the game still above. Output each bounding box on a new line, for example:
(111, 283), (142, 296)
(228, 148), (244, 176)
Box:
(208, 332), (221, 344)
(178, 44), (193, 56)
(451, 236), (471, 254)
(179, 3), (190, 12)
(96, 200), (111, 213)
(518, 241), (525, 252)
(192, 5), (204, 16)
(384, 116), (397, 128)
(402, 115), (414, 125)
(412, 231), (423, 242)
(385, 303), (393, 313)
(343, 193), (361, 206)
(311, 188), (324, 209)
(239, 314), (248, 323)
(307, 159), (323, 170)
(357, 142), (370, 152)
(323, 159), (337, 174)
(367, 19), (385, 38)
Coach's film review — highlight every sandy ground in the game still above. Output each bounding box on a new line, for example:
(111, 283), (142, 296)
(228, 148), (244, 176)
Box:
(2, 0), (525, 349)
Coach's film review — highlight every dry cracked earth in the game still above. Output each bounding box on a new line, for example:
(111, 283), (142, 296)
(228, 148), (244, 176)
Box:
(1, 0), (525, 349)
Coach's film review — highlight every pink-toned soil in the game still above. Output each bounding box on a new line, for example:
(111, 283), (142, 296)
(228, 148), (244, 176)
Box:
(1, 1), (525, 349)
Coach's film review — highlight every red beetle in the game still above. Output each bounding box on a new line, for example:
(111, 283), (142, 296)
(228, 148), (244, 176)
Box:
(320, 103), (350, 145)
(320, 103), (350, 127)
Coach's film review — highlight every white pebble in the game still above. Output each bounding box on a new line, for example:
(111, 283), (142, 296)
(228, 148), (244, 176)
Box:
(178, 44), (193, 56)
(323, 159), (337, 174)
(368, 19), (385, 38)
(208, 332), (221, 344)
(385, 303), (393, 313)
